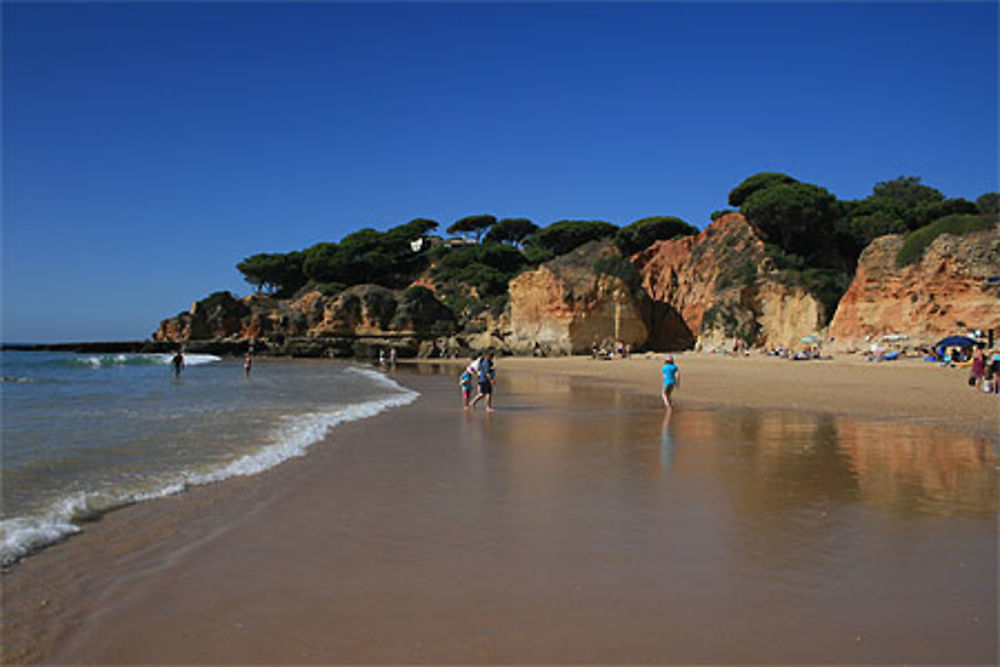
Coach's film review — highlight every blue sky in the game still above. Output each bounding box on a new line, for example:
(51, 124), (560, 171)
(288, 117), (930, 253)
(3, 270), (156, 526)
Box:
(3, 2), (997, 342)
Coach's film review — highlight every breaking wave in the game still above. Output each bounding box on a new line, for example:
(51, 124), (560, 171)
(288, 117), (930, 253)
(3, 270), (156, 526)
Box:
(0, 369), (418, 567)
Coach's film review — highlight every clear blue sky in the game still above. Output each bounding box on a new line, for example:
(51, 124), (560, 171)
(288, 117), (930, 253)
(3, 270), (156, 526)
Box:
(3, 2), (997, 342)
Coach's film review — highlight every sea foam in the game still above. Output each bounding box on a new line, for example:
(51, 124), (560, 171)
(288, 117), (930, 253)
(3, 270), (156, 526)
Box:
(0, 367), (418, 567)
(70, 353), (222, 369)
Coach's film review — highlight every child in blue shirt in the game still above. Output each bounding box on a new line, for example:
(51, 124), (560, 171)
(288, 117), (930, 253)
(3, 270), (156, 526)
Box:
(460, 370), (474, 409)
(661, 354), (680, 410)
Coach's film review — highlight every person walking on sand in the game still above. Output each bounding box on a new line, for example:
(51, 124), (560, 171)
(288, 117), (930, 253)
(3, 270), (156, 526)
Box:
(970, 345), (986, 390)
(661, 354), (679, 410)
(471, 352), (496, 411)
(460, 367), (474, 409)
(170, 349), (185, 378)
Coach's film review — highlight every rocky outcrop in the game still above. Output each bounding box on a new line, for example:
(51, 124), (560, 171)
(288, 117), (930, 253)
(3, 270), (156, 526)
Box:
(153, 285), (457, 357)
(633, 213), (826, 350)
(154, 291), (251, 342)
(829, 224), (1000, 348)
(508, 240), (649, 355)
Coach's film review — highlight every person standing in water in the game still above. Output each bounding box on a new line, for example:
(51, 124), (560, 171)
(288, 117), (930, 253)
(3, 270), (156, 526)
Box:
(170, 349), (185, 378)
(460, 367), (474, 409)
(471, 352), (496, 411)
(244, 352), (253, 377)
(661, 354), (679, 410)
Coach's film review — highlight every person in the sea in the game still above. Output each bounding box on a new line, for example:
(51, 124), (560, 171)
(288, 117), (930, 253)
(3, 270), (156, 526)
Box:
(244, 352), (253, 377)
(460, 367), (474, 409)
(661, 354), (679, 410)
(170, 350), (184, 378)
(471, 352), (496, 411)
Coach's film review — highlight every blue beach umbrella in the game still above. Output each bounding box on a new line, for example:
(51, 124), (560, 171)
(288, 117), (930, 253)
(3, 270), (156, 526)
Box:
(933, 335), (977, 348)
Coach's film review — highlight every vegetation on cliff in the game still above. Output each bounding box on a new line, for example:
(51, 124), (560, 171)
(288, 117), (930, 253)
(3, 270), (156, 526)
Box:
(895, 214), (996, 267)
(211, 173), (997, 351)
(233, 214), (696, 326)
(729, 172), (998, 322)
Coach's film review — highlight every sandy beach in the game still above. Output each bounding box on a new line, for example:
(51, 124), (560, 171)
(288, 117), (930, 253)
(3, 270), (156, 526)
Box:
(2, 355), (997, 664)
(456, 352), (1000, 439)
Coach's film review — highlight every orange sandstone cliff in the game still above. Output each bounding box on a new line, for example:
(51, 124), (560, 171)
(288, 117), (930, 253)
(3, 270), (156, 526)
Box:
(508, 240), (648, 355)
(633, 213), (825, 350)
(829, 224), (1000, 348)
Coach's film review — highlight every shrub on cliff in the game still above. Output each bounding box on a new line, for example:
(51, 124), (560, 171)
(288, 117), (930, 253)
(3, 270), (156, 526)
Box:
(728, 172), (798, 207)
(447, 214), (496, 243)
(615, 216), (698, 255)
(741, 182), (837, 260)
(299, 219), (437, 290)
(429, 243), (528, 298)
(870, 175), (943, 213)
(977, 192), (1000, 216)
(834, 208), (907, 255)
(524, 220), (618, 257)
(483, 218), (539, 247)
(895, 214), (995, 267)
(593, 255), (641, 290)
(236, 252), (307, 297)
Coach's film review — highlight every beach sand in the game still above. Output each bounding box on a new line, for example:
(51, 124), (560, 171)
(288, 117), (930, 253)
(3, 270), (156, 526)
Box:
(464, 352), (1000, 439)
(2, 355), (997, 664)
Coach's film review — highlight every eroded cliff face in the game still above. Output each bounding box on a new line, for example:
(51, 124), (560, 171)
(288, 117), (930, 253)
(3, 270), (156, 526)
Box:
(508, 240), (648, 355)
(153, 285), (457, 355)
(829, 224), (1000, 348)
(633, 213), (826, 350)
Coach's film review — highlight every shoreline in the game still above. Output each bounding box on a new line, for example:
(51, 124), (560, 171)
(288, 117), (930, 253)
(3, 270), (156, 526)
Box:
(2, 357), (996, 663)
(424, 352), (999, 440)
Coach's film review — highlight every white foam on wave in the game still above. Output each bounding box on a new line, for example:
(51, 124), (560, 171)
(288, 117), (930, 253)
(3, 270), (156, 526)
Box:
(187, 376), (419, 485)
(162, 353), (221, 366)
(73, 353), (222, 369)
(0, 369), (419, 567)
(0, 481), (196, 566)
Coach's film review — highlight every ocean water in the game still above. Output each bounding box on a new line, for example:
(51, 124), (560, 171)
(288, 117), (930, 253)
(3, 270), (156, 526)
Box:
(0, 351), (418, 566)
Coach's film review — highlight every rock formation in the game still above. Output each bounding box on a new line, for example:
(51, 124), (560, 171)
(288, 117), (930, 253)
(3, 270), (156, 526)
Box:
(508, 240), (648, 355)
(153, 285), (457, 357)
(151, 213), (999, 359)
(829, 223), (1000, 348)
(633, 213), (826, 350)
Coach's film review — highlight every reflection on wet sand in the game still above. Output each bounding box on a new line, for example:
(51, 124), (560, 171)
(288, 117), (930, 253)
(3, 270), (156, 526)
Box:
(495, 369), (998, 520)
(14, 364), (991, 664)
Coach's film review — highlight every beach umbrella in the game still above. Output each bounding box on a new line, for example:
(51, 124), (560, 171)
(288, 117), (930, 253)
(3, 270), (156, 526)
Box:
(933, 335), (977, 348)
(800, 334), (820, 344)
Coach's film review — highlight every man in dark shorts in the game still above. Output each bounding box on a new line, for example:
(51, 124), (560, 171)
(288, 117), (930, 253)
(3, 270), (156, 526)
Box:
(471, 352), (495, 411)
(170, 350), (184, 378)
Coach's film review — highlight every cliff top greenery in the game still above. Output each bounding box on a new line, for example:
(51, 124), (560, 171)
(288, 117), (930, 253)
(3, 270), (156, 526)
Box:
(233, 173), (997, 326)
(895, 214), (996, 267)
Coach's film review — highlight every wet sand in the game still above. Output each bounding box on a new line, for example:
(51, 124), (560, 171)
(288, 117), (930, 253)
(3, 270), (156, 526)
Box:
(458, 352), (1000, 439)
(2, 360), (997, 664)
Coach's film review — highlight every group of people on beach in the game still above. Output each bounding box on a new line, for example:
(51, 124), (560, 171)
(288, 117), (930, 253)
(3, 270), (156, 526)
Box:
(457, 351), (680, 413)
(460, 352), (496, 411)
(169, 348), (255, 379)
(969, 345), (1000, 394)
(590, 339), (631, 360)
(378, 347), (398, 367)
